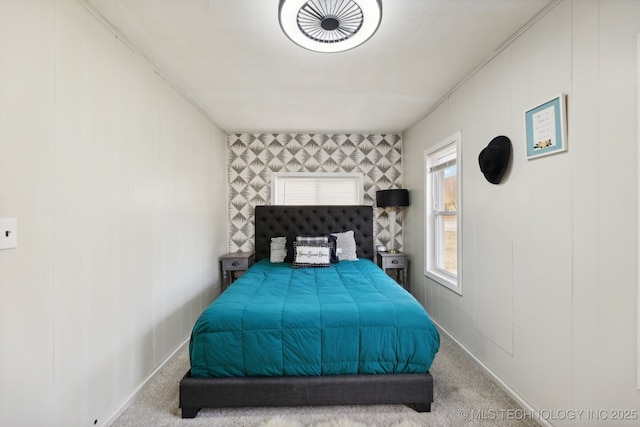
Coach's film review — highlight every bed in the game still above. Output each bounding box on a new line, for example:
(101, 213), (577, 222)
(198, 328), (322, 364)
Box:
(179, 205), (440, 418)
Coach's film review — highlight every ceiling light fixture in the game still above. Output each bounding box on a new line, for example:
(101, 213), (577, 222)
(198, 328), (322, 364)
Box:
(279, 0), (382, 53)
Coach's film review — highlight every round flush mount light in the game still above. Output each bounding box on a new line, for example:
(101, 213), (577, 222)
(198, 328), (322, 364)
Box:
(279, 0), (382, 53)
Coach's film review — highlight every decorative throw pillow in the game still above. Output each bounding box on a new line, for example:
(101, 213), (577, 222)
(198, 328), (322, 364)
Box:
(284, 233), (297, 263)
(331, 230), (358, 261)
(291, 242), (331, 268)
(270, 237), (287, 263)
(296, 235), (338, 263)
(326, 234), (339, 263)
(296, 235), (328, 244)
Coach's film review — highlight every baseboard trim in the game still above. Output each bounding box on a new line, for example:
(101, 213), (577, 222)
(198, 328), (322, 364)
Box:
(433, 321), (552, 427)
(101, 336), (191, 427)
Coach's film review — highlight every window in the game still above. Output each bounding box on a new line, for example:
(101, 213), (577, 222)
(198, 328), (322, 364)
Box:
(425, 132), (461, 294)
(271, 172), (364, 205)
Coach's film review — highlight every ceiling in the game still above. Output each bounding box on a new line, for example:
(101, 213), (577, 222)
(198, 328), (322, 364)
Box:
(82, 0), (555, 134)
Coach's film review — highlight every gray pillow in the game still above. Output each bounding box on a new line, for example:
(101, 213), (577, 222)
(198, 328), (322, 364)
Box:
(270, 237), (287, 262)
(331, 230), (357, 261)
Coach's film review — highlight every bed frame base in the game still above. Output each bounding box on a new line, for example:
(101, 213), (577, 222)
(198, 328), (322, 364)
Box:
(179, 370), (433, 418)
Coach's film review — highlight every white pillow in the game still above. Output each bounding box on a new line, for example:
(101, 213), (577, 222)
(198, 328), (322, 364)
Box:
(270, 237), (287, 263)
(331, 230), (358, 261)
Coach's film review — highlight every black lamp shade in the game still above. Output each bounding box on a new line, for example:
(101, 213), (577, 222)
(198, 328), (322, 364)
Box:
(376, 189), (409, 208)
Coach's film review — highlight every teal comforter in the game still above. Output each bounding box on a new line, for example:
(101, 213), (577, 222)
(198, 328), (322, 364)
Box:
(189, 258), (440, 377)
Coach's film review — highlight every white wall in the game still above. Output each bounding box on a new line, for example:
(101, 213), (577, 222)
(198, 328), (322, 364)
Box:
(0, 1), (228, 426)
(404, 1), (639, 425)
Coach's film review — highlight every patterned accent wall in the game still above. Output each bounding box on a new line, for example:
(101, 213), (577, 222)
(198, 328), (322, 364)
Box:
(227, 133), (405, 253)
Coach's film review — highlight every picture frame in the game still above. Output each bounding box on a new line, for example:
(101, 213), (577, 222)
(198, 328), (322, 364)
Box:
(524, 94), (567, 159)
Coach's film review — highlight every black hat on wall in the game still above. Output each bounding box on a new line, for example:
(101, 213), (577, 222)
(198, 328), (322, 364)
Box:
(478, 136), (512, 185)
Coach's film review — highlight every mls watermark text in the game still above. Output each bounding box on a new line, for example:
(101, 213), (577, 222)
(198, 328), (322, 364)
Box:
(458, 408), (638, 422)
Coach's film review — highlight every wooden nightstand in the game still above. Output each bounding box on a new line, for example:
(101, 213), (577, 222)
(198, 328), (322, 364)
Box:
(220, 252), (254, 291)
(376, 251), (409, 290)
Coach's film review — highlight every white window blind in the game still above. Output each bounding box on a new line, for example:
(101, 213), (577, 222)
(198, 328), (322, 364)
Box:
(271, 173), (364, 205)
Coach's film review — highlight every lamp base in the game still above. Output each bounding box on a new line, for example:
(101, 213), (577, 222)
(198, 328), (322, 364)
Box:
(387, 249), (400, 254)
(387, 208), (397, 254)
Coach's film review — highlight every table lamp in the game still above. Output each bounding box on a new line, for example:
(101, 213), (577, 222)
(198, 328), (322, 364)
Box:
(376, 189), (410, 253)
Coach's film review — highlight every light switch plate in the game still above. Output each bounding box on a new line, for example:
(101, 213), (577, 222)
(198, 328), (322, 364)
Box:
(0, 218), (18, 249)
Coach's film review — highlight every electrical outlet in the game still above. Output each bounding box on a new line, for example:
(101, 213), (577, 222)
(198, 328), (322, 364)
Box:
(0, 218), (18, 250)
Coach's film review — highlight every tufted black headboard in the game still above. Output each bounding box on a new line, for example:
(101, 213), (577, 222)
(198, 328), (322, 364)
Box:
(254, 205), (374, 261)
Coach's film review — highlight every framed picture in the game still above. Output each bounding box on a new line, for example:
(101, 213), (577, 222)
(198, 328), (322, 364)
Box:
(524, 94), (567, 159)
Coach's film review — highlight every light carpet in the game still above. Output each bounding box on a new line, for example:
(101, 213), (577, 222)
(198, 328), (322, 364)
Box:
(111, 333), (539, 427)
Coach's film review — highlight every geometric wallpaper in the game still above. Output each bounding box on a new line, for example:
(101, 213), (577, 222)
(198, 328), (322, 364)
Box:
(227, 133), (405, 253)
